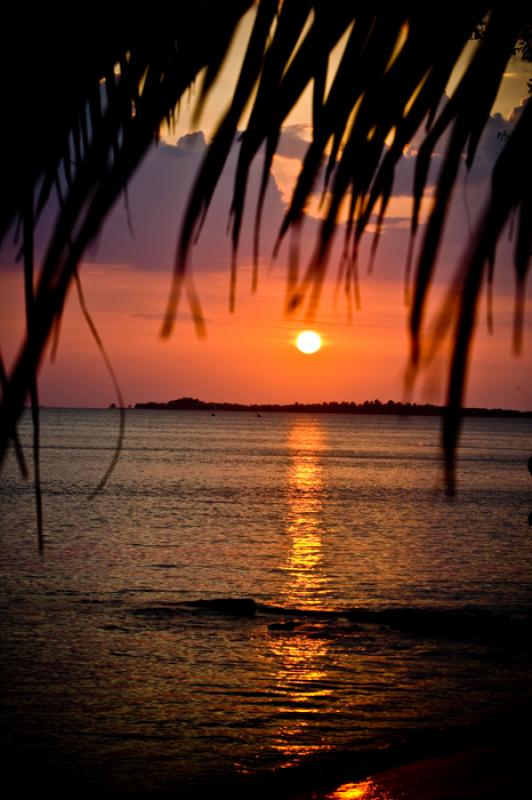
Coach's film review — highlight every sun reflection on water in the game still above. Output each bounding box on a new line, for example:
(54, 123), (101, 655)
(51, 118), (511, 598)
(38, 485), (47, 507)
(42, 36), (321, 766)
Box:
(325, 779), (393, 799)
(268, 629), (334, 764)
(283, 419), (329, 609)
(269, 419), (336, 765)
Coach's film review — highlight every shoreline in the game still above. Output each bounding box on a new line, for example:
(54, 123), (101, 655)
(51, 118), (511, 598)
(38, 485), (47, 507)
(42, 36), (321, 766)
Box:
(7, 701), (530, 799)
(177, 701), (531, 799)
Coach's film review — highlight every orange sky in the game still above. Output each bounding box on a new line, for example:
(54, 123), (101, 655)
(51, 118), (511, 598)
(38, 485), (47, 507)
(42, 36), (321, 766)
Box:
(1, 253), (530, 409)
(1, 17), (531, 410)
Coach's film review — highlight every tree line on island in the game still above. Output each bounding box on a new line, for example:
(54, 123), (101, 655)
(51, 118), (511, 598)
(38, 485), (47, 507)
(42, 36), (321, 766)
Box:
(130, 397), (531, 418)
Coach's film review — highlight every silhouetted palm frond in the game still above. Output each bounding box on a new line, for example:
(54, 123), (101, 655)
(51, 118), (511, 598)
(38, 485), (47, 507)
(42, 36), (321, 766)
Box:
(1, 3), (531, 526)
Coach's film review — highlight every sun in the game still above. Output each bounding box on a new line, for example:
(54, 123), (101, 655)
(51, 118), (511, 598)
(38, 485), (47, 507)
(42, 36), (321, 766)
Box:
(296, 330), (322, 354)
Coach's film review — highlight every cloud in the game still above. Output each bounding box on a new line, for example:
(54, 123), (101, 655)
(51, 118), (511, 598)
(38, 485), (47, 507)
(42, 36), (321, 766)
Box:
(274, 124), (313, 159)
(0, 131), (292, 275)
(508, 96), (530, 124)
(175, 131), (207, 152)
(1, 101), (526, 297)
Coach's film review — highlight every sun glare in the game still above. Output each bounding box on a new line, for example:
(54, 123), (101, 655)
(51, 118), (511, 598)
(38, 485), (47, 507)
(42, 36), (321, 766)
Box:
(296, 330), (322, 354)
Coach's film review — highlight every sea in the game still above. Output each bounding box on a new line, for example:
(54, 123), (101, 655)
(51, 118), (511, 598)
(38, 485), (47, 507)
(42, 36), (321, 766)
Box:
(1, 408), (532, 796)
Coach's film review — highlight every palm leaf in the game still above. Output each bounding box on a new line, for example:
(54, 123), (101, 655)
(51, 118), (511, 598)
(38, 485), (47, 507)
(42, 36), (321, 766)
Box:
(1, 3), (531, 542)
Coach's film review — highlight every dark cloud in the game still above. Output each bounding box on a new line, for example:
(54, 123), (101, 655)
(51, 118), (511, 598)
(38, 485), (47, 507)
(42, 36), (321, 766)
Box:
(1, 102), (526, 298)
(274, 124), (312, 159)
(0, 131), (290, 273)
(175, 131), (207, 152)
(380, 97), (526, 204)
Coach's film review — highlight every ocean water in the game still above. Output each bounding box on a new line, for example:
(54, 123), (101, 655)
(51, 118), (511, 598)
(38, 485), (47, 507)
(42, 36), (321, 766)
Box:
(1, 409), (531, 795)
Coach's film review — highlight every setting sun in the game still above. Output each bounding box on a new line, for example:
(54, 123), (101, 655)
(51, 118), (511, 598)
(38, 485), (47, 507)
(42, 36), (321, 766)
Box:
(296, 330), (323, 354)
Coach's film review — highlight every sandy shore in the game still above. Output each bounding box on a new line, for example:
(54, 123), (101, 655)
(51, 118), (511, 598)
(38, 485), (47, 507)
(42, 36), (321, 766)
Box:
(324, 743), (527, 799)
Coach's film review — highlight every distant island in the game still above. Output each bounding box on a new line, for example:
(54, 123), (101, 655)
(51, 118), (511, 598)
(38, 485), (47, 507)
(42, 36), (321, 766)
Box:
(132, 397), (532, 418)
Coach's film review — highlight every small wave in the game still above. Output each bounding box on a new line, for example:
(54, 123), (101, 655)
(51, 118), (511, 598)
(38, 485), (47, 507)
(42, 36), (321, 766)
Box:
(131, 597), (532, 646)
(343, 606), (532, 644)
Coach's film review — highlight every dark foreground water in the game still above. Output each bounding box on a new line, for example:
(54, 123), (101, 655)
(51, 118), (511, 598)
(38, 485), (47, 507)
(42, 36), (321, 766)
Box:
(1, 409), (531, 795)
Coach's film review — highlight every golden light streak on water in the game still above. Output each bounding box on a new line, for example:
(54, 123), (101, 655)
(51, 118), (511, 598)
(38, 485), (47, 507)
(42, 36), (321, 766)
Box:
(283, 419), (329, 609)
(268, 419), (336, 765)
(326, 779), (393, 799)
